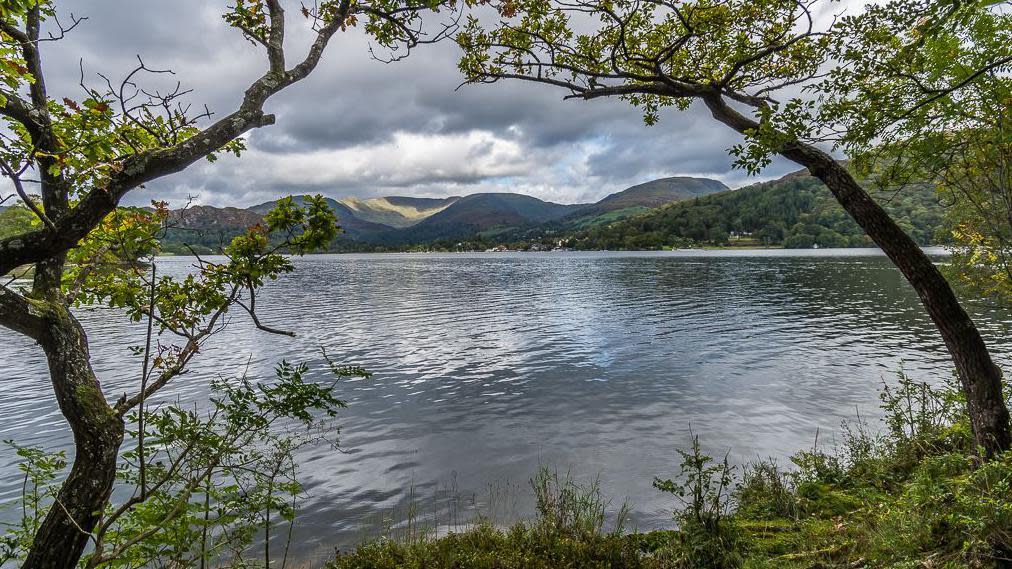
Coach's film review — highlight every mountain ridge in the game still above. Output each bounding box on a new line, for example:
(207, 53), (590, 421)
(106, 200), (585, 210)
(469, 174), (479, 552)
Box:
(339, 196), (460, 228)
(164, 176), (728, 248)
(0, 172), (948, 253)
(392, 192), (588, 243)
(581, 176), (729, 215)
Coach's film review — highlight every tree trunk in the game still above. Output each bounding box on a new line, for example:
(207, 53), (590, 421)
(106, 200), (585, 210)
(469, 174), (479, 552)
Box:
(703, 94), (1011, 458)
(22, 304), (124, 569)
(781, 142), (1011, 456)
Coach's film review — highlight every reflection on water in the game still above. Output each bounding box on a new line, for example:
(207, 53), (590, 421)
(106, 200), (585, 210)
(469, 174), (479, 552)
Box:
(1, 249), (1009, 558)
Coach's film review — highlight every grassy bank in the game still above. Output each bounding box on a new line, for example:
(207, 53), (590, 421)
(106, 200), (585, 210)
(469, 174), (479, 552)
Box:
(329, 373), (1012, 569)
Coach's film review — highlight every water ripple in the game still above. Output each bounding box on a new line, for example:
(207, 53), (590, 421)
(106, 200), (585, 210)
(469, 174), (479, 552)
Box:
(1, 249), (1009, 558)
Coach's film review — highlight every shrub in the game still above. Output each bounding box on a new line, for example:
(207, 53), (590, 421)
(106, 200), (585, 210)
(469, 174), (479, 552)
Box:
(887, 450), (1012, 565)
(653, 434), (744, 568)
(0, 443), (67, 564)
(954, 451), (1012, 562)
(741, 369), (1012, 567)
(1, 359), (358, 567)
(334, 369), (1012, 569)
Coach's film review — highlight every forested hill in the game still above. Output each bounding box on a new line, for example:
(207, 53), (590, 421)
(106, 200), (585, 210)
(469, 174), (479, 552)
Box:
(0, 172), (946, 254)
(567, 170), (946, 250)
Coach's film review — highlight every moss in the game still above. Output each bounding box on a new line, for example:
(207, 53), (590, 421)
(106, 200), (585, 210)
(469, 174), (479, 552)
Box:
(738, 519), (804, 555)
(796, 482), (865, 517)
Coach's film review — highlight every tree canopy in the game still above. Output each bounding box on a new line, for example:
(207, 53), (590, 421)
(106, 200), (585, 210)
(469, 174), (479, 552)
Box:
(456, 0), (1012, 456)
(0, 1), (453, 566)
(817, 0), (1012, 307)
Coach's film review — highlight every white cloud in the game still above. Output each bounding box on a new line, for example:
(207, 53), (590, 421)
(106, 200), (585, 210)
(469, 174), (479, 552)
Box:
(235, 130), (526, 187)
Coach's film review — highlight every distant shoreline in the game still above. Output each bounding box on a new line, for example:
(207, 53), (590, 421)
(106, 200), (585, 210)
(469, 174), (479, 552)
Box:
(9, 246), (952, 278)
(150, 245), (952, 258)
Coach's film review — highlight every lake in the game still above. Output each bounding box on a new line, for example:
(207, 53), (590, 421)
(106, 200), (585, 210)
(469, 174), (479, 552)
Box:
(2, 249), (1010, 560)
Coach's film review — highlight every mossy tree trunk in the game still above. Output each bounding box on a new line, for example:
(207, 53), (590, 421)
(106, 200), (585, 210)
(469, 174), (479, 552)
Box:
(25, 303), (125, 568)
(0, 253), (126, 568)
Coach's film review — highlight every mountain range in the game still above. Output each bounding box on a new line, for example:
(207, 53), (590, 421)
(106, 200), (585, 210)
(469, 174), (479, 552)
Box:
(1, 170), (948, 253)
(162, 176), (730, 251)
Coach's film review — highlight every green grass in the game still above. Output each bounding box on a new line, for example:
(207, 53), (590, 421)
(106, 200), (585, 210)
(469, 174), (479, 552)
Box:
(330, 523), (658, 569)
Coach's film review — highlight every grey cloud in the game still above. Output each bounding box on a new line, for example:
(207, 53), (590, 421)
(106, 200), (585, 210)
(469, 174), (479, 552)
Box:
(34, 1), (803, 208)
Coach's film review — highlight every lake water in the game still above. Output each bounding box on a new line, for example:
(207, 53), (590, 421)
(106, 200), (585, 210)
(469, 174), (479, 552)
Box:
(2, 249), (1010, 561)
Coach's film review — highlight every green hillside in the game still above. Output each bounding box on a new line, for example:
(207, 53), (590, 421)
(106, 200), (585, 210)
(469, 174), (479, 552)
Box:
(0, 205), (34, 241)
(568, 171), (946, 250)
(584, 176), (728, 213)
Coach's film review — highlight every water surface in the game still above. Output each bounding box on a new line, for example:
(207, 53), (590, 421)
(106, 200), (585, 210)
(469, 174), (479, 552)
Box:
(2, 249), (1009, 559)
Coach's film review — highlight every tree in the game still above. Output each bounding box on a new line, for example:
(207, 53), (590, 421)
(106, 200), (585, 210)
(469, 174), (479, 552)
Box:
(0, 1), (451, 567)
(818, 0), (1012, 456)
(942, 124), (1012, 307)
(2, 359), (365, 567)
(823, 0), (1012, 308)
(456, 0), (1011, 457)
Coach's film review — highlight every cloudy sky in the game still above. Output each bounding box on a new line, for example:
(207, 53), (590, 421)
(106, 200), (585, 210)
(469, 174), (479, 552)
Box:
(34, 0), (815, 208)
